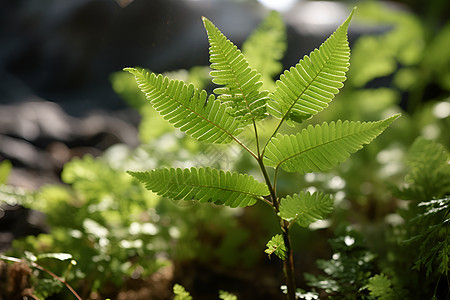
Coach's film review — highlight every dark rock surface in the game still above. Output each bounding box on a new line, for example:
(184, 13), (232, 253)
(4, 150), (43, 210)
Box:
(0, 99), (140, 188)
(0, 203), (48, 252)
(0, 0), (263, 114)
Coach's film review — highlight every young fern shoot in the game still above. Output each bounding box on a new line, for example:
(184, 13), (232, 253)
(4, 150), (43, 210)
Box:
(125, 7), (399, 299)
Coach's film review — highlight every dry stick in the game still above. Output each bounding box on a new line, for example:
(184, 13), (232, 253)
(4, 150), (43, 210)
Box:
(30, 261), (83, 300)
(1, 255), (82, 299)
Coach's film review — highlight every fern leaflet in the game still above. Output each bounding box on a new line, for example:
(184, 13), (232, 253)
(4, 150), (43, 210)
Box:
(242, 10), (286, 91)
(264, 114), (399, 174)
(124, 68), (243, 144)
(278, 191), (333, 227)
(218, 290), (238, 300)
(128, 167), (269, 208)
(268, 8), (354, 126)
(366, 274), (396, 300)
(203, 17), (268, 125)
(265, 234), (287, 260)
(400, 136), (450, 201)
(173, 284), (192, 300)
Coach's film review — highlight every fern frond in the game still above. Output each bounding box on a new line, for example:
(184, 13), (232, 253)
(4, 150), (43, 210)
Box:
(400, 137), (450, 201)
(242, 10), (286, 91)
(407, 197), (450, 277)
(366, 274), (395, 300)
(264, 114), (400, 174)
(128, 167), (269, 208)
(278, 191), (333, 227)
(268, 8), (354, 125)
(124, 68), (243, 144)
(203, 17), (268, 125)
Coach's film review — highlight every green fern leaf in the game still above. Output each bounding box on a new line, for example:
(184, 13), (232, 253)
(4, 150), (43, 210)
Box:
(278, 191), (333, 227)
(203, 17), (268, 125)
(173, 284), (192, 300)
(366, 274), (395, 300)
(264, 114), (399, 174)
(124, 68), (243, 144)
(219, 290), (238, 300)
(242, 10), (286, 91)
(268, 8), (354, 125)
(265, 234), (287, 260)
(128, 167), (269, 208)
(401, 137), (450, 201)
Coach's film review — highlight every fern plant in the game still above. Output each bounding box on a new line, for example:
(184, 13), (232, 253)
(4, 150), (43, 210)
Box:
(304, 224), (379, 299)
(125, 8), (399, 299)
(392, 137), (450, 299)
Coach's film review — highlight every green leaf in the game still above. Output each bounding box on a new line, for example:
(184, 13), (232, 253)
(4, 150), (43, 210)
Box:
(264, 114), (400, 174)
(268, 8), (354, 125)
(438, 242), (450, 276)
(124, 68), (243, 144)
(395, 137), (450, 203)
(0, 160), (12, 185)
(203, 17), (268, 125)
(173, 284), (192, 300)
(365, 274), (395, 300)
(128, 167), (269, 208)
(406, 136), (449, 170)
(219, 290), (238, 300)
(406, 197), (450, 278)
(265, 234), (286, 260)
(278, 192), (333, 227)
(242, 10), (287, 91)
(34, 278), (64, 300)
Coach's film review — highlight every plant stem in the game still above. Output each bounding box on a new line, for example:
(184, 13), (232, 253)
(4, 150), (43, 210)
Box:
(0, 255), (82, 300)
(257, 157), (278, 209)
(31, 261), (83, 300)
(282, 222), (296, 300)
(256, 157), (296, 299)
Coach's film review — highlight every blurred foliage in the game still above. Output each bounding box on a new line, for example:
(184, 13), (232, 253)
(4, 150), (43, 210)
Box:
(173, 284), (193, 300)
(304, 137), (449, 299)
(304, 224), (378, 299)
(382, 137), (449, 299)
(364, 274), (396, 300)
(173, 284), (237, 300)
(242, 10), (287, 91)
(1, 141), (269, 297)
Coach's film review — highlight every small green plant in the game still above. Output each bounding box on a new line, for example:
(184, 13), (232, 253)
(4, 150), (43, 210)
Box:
(173, 283), (237, 300)
(388, 137), (450, 299)
(125, 8), (400, 299)
(174, 283), (193, 300)
(304, 224), (378, 299)
(305, 137), (449, 299)
(365, 274), (396, 300)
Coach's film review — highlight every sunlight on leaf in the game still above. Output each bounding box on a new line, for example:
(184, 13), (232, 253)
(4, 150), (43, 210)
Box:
(278, 192), (333, 227)
(265, 234), (286, 260)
